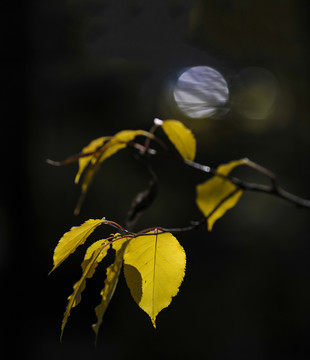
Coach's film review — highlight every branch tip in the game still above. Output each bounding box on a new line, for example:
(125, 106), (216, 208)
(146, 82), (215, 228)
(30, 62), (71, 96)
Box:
(154, 118), (163, 126)
(46, 159), (61, 166)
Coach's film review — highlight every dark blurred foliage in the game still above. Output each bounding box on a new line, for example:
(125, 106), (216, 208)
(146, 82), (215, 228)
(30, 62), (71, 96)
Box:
(2, 0), (310, 359)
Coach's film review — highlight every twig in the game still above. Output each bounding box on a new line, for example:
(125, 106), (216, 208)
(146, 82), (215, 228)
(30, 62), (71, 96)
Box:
(159, 188), (240, 234)
(132, 145), (310, 210)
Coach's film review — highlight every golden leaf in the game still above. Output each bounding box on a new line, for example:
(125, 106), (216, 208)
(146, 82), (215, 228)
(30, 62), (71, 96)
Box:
(161, 120), (196, 161)
(74, 130), (148, 215)
(61, 239), (110, 339)
(98, 130), (147, 163)
(75, 137), (108, 184)
(123, 231), (186, 327)
(196, 158), (249, 231)
(51, 219), (105, 272)
(92, 236), (130, 339)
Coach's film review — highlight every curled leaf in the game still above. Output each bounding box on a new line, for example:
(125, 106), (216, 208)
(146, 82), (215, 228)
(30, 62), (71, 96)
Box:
(74, 130), (149, 215)
(74, 161), (101, 215)
(98, 130), (148, 163)
(161, 120), (196, 161)
(123, 231), (186, 327)
(92, 237), (130, 339)
(61, 239), (110, 339)
(50, 219), (105, 272)
(196, 158), (249, 231)
(75, 137), (108, 184)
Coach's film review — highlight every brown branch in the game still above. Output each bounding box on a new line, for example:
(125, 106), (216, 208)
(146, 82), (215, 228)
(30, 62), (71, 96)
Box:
(159, 188), (240, 234)
(49, 131), (310, 238)
(133, 145), (310, 210)
(187, 160), (310, 209)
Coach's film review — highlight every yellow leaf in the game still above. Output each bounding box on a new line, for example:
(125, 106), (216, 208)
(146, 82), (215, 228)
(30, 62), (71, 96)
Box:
(114, 129), (148, 143)
(74, 130), (148, 215)
(80, 161), (100, 193)
(98, 130), (147, 163)
(51, 219), (105, 272)
(74, 161), (101, 215)
(92, 236), (130, 339)
(216, 158), (249, 176)
(81, 239), (110, 274)
(123, 231), (186, 327)
(75, 137), (108, 184)
(61, 239), (110, 339)
(196, 158), (248, 231)
(161, 120), (196, 161)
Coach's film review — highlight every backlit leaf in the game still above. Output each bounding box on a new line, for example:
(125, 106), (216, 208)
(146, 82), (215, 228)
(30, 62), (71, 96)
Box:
(98, 130), (148, 163)
(92, 236), (130, 339)
(196, 158), (249, 231)
(61, 239), (110, 339)
(51, 219), (105, 272)
(161, 120), (196, 161)
(74, 130), (148, 215)
(74, 161), (102, 215)
(123, 231), (186, 327)
(75, 137), (108, 184)
(81, 239), (110, 274)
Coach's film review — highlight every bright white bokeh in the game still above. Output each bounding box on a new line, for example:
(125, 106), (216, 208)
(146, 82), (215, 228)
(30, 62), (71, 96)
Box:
(173, 66), (229, 118)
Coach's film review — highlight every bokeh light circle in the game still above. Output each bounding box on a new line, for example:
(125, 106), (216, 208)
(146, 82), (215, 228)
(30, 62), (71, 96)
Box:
(173, 66), (229, 119)
(234, 67), (278, 121)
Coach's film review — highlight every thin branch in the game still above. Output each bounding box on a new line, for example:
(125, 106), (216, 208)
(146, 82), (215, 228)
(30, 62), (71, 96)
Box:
(159, 188), (240, 234)
(46, 151), (97, 166)
(49, 128), (310, 236)
(132, 145), (310, 210)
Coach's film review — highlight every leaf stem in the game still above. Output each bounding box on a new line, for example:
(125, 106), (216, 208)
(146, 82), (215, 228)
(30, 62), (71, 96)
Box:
(103, 219), (133, 235)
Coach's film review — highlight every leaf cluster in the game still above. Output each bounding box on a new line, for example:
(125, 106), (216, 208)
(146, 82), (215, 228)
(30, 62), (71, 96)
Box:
(51, 220), (185, 339)
(49, 118), (310, 339)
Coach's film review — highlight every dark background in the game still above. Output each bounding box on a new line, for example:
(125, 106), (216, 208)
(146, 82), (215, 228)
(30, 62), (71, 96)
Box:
(2, 0), (310, 359)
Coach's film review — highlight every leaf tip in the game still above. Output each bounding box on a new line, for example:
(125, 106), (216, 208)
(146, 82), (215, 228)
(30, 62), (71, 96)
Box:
(46, 159), (61, 166)
(73, 205), (81, 216)
(60, 330), (64, 343)
(152, 318), (156, 328)
(48, 266), (55, 275)
(91, 324), (100, 345)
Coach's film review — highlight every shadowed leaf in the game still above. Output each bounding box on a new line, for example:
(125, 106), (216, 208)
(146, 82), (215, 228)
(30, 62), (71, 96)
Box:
(123, 231), (186, 327)
(61, 239), (110, 339)
(75, 137), (108, 184)
(92, 237), (131, 339)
